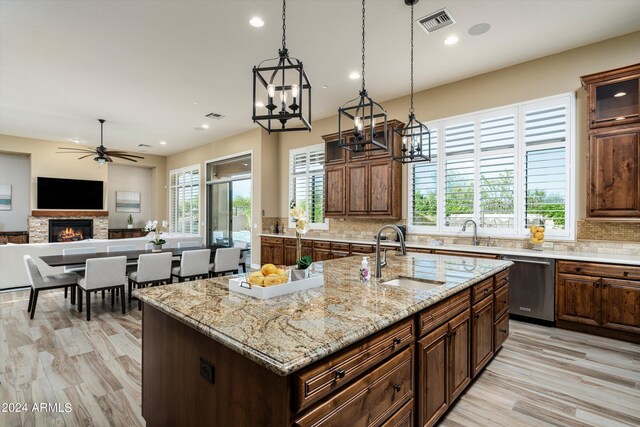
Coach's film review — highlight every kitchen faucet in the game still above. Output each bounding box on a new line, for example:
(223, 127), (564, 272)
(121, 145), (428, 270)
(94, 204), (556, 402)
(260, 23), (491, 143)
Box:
(462, 219), (480, 246)
(375, 225), (407, 278)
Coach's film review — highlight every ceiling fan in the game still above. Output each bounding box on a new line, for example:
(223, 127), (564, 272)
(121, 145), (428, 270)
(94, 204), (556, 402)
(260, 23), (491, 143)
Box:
(57, 119), (145, 165)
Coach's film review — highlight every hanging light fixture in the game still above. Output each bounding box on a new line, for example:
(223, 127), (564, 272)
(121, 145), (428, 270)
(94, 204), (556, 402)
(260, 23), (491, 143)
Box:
(252, 0), (311, 133)
(338, 0), (388, 152)
(393, 0), (431, 163)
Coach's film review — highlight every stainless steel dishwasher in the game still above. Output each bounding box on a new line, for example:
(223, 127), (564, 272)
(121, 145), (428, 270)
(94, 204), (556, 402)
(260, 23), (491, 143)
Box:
(500, 255), (555, 325)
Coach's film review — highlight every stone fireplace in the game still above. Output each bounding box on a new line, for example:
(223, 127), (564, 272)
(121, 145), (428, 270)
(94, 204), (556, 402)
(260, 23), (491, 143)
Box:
(28, 210), (108, 243)
(48, 219), (93, 242)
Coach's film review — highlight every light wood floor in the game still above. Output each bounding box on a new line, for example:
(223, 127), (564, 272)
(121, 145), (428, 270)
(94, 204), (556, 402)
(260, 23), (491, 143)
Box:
(1, 288), (639, 427)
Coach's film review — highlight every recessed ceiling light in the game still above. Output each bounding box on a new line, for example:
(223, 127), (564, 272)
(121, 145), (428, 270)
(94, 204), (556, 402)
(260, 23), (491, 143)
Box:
(255, 101), (265, 108)
(69, 138), (81, 144)
(614, 92), (627, 97)
(322, 84), (329, 89)
(243, 163), (248, 166)
(468, 23), (491, 36)
(349, 71), (360, 80)
(160, 141), (167, 145)
(193, 101), (199, 105)
(201, 124), (210, 129)
(249, 17), (264, 28)
(444, 36), (459, 45)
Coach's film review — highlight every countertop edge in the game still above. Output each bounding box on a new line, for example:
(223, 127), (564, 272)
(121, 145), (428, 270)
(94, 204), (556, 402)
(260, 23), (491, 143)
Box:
(135, 262), (512, 376)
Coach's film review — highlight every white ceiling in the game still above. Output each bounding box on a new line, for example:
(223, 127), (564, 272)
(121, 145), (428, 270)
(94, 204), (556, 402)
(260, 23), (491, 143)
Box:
(1, 0), (640, 156)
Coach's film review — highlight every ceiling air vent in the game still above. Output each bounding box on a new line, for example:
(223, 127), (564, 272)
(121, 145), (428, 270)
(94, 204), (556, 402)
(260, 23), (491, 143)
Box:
(417, 8), (455, 34)
(205, 112), (225, 120)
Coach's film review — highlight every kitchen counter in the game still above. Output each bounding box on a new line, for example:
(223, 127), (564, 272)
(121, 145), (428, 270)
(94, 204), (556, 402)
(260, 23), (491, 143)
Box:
(134, 252), (511, 376)
(259, 233), (640, 266)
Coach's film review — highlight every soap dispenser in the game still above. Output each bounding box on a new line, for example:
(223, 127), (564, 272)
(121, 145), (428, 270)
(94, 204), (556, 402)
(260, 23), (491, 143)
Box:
(360, 257), (370, 282)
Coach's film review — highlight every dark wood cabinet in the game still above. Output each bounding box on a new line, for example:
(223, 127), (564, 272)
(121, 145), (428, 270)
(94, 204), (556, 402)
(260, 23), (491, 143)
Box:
(261, 237), (284, 265)
(587, 127), (640, 217)
(581, 64), (640, 218)
(323, 120), (403, 219)
(556, 261), (640, 343)
(108, 228), (145, 239)
(284, 238), (312, 266)
(0, 231), (28, 244)
(471, 295), (494, 378)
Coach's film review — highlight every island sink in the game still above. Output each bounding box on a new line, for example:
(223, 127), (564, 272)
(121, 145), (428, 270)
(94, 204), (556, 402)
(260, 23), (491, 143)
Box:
(382, 276), (445, 291)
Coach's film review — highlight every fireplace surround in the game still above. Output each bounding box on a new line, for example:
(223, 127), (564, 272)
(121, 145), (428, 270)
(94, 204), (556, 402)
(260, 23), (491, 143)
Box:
(49, 219), (93, 242)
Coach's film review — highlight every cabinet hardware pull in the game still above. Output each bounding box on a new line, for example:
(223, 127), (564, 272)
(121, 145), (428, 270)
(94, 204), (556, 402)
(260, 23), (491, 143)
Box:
(499, 329), (507, 333)
(334, 369), (346, 379)
(484, 288), (489, 293)
(576, 267), (581, 272)
(595, 283), (600, 288)
(451, 330), (457, 336)
(474, 313), (480, 319)
(392, 337), (402, 346)
(393, 384), (402, 392)
(624, 271), (629, 277)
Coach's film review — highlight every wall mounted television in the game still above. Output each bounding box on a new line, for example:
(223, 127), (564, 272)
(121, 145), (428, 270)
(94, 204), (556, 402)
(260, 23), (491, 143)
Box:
(37, 177), (104, 210)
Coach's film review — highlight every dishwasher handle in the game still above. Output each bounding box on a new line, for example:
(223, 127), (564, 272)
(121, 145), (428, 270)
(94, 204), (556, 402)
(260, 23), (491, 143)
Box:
(502, 258), (551, 266)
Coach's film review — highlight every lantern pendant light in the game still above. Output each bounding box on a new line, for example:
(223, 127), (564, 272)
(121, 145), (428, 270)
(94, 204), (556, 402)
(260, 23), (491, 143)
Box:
(252, 0), (312, 133)
(393, 0), (431, 164)
(338, 0), (388, 153)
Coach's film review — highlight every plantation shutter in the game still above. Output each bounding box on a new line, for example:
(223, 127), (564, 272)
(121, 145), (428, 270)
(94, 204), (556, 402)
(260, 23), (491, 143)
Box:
(169, 166), (200, 234)
(445, 122), (475, 227)
(289, 146), (325, 226)
(411, 128), (438, 226)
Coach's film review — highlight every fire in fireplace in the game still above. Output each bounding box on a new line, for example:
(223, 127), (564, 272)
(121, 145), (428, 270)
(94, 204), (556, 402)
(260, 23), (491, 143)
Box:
(49, 220), (93, 243)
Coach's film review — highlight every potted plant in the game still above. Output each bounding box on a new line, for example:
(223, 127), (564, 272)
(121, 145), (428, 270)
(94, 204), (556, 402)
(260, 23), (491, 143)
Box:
(126, 214), (134, 229)
(289, 202), (312, 279)
(144, 220), (168, 252)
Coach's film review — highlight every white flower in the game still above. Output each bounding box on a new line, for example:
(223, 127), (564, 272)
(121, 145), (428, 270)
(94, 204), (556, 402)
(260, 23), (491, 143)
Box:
(162, 220), (168, 228)
(295, 218), (310, 235)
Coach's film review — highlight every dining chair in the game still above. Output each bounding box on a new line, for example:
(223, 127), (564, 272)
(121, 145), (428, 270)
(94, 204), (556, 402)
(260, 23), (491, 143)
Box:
(210, 247), (241, 277)
(171, 249), (211, 282)
(177, 241), (201, 249)
(128, 252), (173, 309)
(23, 255), (79, 319)
(107, 244), (136, 252)
(233, 241), (249, 273)
(62, 246), (97, 275)
(77, 256), (127, 321)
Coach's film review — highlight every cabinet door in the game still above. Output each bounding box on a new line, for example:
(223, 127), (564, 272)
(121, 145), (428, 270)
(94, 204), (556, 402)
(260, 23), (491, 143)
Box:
(260, 243), (274, 265)
(602, 278), (640, 334)
(471, 297), (494, 378)
(448, 310), (471, 403)
(417, 323), (448, 427)
(369, 160), (393, 215)
(494, 312), (509, 352)
(284, 244), (298, 267)
(325, 166), (346, 217)
(347, 164), (369, 215)
(588, 129), (640, 217)
(557, 273), (602, 326)
(313, 248), (333, 262)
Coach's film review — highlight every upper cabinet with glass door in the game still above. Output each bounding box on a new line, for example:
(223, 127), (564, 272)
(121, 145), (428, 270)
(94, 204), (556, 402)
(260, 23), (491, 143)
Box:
(581, 63), (640, 129)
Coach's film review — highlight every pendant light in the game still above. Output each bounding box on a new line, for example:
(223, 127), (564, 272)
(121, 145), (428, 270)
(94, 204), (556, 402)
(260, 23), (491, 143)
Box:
(252, 0), (312, 133)
(338, 0), (388, 153)
(393, 0), (431, 164)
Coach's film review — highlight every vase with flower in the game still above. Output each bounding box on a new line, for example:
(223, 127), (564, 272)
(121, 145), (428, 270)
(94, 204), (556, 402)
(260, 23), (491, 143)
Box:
(289, 202), (312, 279)
(145, 219), (168, 252)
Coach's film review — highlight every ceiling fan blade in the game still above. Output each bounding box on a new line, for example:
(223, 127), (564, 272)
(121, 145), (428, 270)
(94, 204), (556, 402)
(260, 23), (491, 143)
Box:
(106, 152), (145, 159)
(57, 147), (97, 152)
(109, 154), (139, 162)
(57, 150), (96, 154)
(77, 154), (94, 159)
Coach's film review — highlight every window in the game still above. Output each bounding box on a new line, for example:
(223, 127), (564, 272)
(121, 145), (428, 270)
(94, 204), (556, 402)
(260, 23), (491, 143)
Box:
(409, 93), (575, 239)
(169, 165), (200, 234)
(289, 144), (327, 229)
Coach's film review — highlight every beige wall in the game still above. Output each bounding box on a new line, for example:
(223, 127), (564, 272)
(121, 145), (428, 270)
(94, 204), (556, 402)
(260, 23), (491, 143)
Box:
(278, 31), (640, 223)
(0, 134), (167, 221)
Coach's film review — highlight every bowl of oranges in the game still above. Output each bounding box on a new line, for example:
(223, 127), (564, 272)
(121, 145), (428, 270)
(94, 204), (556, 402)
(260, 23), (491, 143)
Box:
(246, 263), (289, 287)
(528, 222), (545, 251)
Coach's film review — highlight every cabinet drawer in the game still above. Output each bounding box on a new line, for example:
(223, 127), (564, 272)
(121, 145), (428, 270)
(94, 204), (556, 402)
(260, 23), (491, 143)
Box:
(262, 237), (283, 245)
(295, 346), (414, 427)
(494, 286), (509, 321)
(494, 312), (509, 351)
(331, 242), (351, 251)
(418, 289), (470, 337)
(285, 238), (313, 248)
(351, 244), (374, 254)
(557, 261), (640, 281)
(472, 278), (494, 303)
(380, 399), (413, 427)
(313, 241), (331, 249)
(295, 319), (414, 412)
(433, 250), (499, 259)
(495, 269), (509, 290)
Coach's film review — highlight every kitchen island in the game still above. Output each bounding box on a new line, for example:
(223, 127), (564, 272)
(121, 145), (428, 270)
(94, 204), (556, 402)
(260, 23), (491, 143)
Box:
(135, 252), (512, 426)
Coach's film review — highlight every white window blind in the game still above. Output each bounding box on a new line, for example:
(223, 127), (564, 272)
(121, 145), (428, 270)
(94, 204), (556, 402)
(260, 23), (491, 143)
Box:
(408, 93), (574, 239)
(169, 165), (200, 234)
(289, 144), (326, 228)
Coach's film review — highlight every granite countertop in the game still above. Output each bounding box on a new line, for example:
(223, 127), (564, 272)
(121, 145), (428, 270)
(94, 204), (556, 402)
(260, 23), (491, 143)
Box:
(259, 233), (640, 266)
(134, 252), (511, 376)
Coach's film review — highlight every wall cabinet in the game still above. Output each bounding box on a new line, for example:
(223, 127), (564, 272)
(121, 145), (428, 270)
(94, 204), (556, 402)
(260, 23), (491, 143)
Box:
(323, 120), (403, 219)
(556, 261), (640, 343)
(0, 231), (28, 244)
(581, 64), (640, 218)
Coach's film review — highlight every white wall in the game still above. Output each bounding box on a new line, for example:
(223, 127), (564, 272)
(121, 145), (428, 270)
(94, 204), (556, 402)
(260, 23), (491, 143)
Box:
(107, 164), (153, 228)
(0, 153), (30, 231)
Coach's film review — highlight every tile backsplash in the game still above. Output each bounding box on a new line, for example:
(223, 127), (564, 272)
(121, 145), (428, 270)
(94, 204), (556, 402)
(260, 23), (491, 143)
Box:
(263, 217), (639, 255)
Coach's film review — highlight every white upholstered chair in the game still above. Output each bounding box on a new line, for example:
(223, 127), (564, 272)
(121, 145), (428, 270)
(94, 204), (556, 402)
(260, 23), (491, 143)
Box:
(23, 255), (79, 319)
(233, 241), (249, 273)
(106, 245), (136, 253)
(171, 249), (211, 282)
(62, 246), (97, 275)
(210, 247), (241, 277)
(128, 252), (173, 309)
(177, 241), (201, 249)
(77, 256), (127, 321)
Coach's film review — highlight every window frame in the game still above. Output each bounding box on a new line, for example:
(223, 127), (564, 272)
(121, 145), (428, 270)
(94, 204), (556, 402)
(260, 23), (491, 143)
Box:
(169, 164), (201, 235)
(288, 143), (329, 230)
(408, 92), (576, 241)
